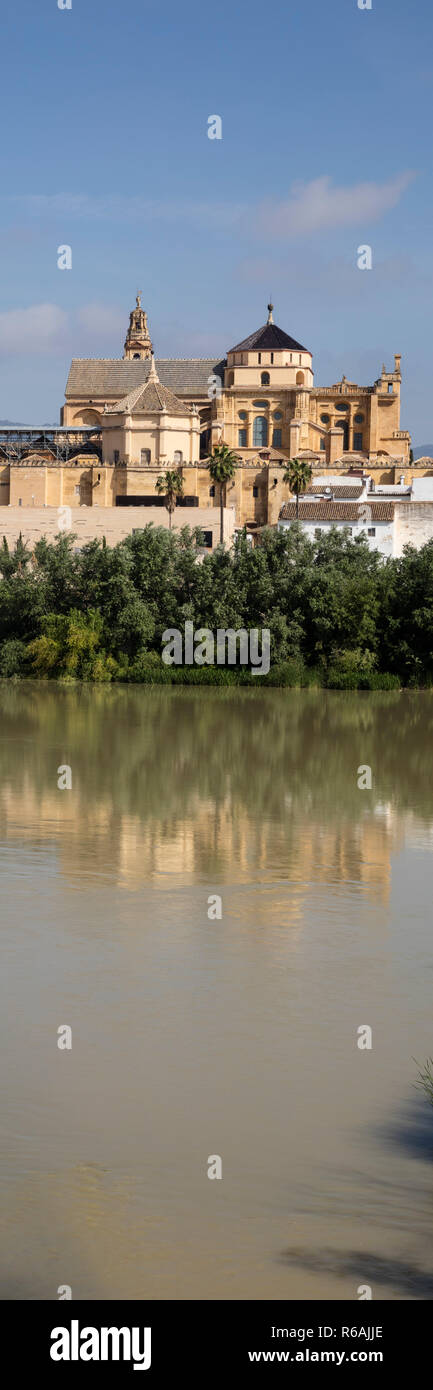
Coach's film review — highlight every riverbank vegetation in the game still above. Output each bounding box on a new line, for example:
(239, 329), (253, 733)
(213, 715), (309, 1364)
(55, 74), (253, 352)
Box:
(0, 523), (432, 687)
(415, 1059), (433, 1107)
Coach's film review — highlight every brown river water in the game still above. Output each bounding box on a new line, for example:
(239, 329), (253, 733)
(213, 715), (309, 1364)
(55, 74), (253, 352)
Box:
(0, 682), (433, 1301)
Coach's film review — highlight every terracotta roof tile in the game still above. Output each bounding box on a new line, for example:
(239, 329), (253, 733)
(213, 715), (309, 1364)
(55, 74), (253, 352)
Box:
(279, 501), (394, 522)
(306, 484), (364, 499)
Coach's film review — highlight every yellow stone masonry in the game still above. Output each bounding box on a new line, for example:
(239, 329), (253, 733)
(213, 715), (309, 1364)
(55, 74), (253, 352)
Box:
(0, 298), (422, 534)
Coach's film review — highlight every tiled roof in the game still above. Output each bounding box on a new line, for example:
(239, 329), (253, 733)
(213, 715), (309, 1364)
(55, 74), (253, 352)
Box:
(229, 322), (307, 353)
(107, 378), (187, 416)
(306, 484), (364, 499)
(65, 358), (226, 398)
(279, 501), (394, 522)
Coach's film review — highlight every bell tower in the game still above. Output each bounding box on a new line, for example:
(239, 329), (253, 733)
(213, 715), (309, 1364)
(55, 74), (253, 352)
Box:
(123, 291), (153, 359)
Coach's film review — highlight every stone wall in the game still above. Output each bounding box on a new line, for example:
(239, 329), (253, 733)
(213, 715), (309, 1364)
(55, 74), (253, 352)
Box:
(0, 506), (235, 551)
(4, 458), (433, 531)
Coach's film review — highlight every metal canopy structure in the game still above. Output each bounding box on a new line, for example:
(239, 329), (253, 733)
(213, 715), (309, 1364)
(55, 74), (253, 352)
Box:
(0, 426), (102, 463)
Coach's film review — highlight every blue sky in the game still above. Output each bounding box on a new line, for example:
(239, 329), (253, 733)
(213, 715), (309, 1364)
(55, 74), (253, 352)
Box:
(1, 0), (432, 439)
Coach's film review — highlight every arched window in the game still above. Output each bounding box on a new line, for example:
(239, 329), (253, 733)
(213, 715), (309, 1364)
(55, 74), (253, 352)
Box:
(253, 415), (268, 447)
(261, 371), (270, 385)
(226, 371), (234, 386)
(140, 448), (151, 465)
(174, 450), (183, 464)
(133, 353), (141, 359)
(296, 371), (304, 385)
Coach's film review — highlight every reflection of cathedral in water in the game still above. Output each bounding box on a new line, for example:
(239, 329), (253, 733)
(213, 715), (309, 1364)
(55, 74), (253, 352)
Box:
(0, 775), (409, 908)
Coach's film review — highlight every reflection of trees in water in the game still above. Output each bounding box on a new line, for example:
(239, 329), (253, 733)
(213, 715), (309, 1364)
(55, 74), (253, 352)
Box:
(281, 1247), (433, 1297)
(1, 686), (433, 881)
(281, 1096), (433, 1298)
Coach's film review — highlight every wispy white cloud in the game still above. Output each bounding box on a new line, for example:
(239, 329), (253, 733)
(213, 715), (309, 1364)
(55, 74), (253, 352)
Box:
(5, 175), (414, 241)
(76, 302), (126, 337)
(237, 250), (422, 295)
(6, 193), (243, 230)
(0, 303), (68, 355)
(0, 302), (125, 358)
(255, 172), (415, 238)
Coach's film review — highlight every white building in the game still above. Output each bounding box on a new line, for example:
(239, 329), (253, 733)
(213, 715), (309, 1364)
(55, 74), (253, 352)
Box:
(278, 496), (395, 556)
(277, 473), (433, 557)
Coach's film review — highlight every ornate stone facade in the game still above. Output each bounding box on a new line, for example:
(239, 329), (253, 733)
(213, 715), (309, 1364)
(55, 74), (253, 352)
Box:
(62, 296), (411, 468)
(0, 297), (419, 531)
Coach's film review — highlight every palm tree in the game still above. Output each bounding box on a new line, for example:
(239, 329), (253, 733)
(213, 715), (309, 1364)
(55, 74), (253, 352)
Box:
(283, 458), (313, 518)
(207, 444), (239, 543)
(155, 467), (184, 529)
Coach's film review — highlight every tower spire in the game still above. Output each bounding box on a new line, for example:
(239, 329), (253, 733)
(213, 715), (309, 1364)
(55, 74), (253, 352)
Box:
(124, 293), (153, 360)
(267, 301), (274, 325)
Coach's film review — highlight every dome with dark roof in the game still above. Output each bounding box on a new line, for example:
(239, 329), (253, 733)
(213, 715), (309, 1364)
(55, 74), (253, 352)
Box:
(229, 321), (307, 354)
(229, 304), (308, 355)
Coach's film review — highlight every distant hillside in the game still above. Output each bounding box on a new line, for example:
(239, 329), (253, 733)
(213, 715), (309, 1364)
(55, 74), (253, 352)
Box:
(0, 420), (58, 428)
(413, 445), (433, 459)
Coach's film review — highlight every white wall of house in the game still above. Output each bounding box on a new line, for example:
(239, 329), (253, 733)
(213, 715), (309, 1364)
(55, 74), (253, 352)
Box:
(279, 500), (433, 557)
(409, 477), (433, 500)
(278, 517), (394, 556)
(394, 502), (433, 555)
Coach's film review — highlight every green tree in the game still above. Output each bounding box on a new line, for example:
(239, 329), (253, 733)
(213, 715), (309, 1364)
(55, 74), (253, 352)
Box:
(27, 609), (118, 681)
(283, 458), (313, 518)
(155, 468), (184, 529)
(207, 444), (239, 544)
(3, 518), (433, 687)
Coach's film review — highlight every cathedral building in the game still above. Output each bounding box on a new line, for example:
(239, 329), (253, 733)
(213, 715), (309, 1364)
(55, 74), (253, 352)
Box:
(0, 295), (414, 534)
(59, 294), (412, 527)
